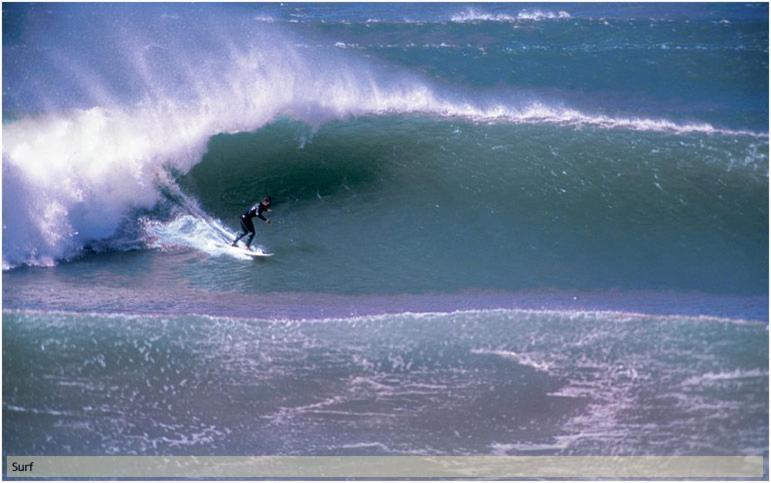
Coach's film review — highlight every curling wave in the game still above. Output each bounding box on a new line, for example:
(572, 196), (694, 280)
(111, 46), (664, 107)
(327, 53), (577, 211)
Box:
(2, 4), (767, 269)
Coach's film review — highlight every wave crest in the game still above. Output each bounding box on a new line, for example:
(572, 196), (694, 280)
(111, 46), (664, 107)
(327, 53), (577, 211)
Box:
(451, 8), (571, 24)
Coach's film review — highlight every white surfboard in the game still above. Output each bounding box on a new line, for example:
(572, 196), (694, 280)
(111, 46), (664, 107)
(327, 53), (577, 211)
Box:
(227, 244), (273, 257)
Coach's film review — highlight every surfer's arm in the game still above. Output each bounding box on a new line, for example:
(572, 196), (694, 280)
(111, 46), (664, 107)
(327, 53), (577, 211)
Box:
(257, 206), (271, 222)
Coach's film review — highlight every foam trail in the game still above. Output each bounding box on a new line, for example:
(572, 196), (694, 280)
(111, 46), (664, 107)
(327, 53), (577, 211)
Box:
(156, 176), (236, 243)
(470, 348), (551, 372)
(141, 215), (269, 260)
(142, 177), (269, 259)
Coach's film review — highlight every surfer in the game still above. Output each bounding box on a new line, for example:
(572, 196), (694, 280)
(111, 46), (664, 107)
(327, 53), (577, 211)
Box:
(232, 196), (272, 250)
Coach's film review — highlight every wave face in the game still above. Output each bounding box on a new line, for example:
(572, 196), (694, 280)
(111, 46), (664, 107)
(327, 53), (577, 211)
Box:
(2, 3), (768, 295)
(175, 118), (766, 295)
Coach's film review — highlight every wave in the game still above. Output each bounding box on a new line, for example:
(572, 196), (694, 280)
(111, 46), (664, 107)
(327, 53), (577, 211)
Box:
(5, 304), (765, 329)
(257, 9), (572, 25)
(451, 8), (571, 24)
(2, 88), (763, 269)
(2, 7), (766, 269)
(516, 10), (572, 21)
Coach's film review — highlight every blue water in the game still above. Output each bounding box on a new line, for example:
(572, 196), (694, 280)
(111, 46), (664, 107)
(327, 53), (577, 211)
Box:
(2, 2), (768, 468)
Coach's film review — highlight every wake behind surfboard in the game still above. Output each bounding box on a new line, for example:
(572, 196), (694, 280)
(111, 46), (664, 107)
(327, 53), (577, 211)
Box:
(142, 179), (274, 259)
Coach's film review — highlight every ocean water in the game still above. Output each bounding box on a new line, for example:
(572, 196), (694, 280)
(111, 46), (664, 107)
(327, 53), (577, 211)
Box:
(3, 2), (768, 465)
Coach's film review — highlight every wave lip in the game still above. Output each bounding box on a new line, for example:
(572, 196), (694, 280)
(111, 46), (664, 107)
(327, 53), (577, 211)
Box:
(367, 97), (767, 138)
(490, 103), (767, 138)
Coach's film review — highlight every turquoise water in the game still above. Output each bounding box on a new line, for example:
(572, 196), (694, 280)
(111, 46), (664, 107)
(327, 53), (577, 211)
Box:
(2, 2), (768, 465)
(177, 118), (767, 294)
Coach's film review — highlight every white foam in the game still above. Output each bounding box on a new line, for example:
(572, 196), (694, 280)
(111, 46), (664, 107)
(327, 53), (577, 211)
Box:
(471, 348), (551, 372)
(682, 368), (768, 386)
(490, 441), (568, 454)
(517, 10), (572, 21)
(139, 182), (270, 260)
(141, 215), (266, 260)
(339, 442), (393, 452)
(451, 8), (571, 23)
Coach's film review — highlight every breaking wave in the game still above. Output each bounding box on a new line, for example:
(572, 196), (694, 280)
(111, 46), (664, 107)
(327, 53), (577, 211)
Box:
(2, 4), (767, 269)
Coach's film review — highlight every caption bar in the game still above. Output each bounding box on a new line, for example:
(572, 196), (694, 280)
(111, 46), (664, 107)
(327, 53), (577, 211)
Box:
(6, 455), (765, 478)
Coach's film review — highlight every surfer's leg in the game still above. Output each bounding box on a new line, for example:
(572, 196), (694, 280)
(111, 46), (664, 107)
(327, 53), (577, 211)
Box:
(243, 219), (256, 248)
(232, 218), (249, 246)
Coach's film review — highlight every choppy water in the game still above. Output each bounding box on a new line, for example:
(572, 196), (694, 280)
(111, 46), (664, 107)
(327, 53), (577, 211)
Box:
(4, 308), (768, 456)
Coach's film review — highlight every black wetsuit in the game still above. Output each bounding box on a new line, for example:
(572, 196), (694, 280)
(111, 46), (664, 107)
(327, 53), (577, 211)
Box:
(233, 203), (269, 247)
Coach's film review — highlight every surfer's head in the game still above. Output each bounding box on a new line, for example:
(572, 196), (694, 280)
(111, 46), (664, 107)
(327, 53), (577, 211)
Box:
(262, 195), (272, 206)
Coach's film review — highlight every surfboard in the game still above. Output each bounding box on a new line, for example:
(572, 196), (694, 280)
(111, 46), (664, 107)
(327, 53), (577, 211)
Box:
(227, 244), (273, 257)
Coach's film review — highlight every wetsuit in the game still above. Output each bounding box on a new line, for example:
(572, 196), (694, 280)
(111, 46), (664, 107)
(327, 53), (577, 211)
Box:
(233, 203), (268, 248)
